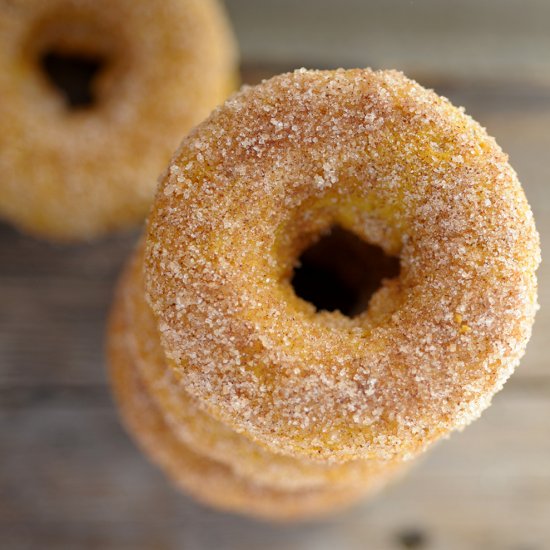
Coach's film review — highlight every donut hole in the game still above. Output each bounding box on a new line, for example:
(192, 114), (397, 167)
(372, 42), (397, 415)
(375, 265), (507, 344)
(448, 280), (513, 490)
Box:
(291, 226), (400, 317)
(40, 50), (106, 109)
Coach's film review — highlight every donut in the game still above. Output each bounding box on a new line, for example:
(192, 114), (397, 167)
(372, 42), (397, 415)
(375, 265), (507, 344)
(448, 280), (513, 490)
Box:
(0, 0), (237, 241)
(108, 283), (402, 521)
(109, 242), (408, 491)
(144, 69), (540, 464)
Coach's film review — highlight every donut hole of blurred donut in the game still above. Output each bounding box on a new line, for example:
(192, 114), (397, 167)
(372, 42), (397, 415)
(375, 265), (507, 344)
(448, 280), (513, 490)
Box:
(291, 225), (400, 317)
(40, 49), (105, 109)
(24, 11), (122, 113)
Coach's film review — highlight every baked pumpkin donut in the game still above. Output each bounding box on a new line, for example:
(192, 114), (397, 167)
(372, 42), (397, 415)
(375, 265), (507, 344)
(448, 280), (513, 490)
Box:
(108, 297), (400, 521)
(0, 0), (237, 241)
(111, 243), (406, 491)
(144, 69), (540, 464)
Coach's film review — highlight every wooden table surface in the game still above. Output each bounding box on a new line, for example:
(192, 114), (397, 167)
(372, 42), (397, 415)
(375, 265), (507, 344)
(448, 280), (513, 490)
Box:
(1, 39), (550, 550)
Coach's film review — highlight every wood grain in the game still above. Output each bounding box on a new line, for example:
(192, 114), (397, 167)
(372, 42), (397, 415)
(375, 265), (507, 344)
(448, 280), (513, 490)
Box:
(225, 0), (550, 85)
(1, 64), (549, 550)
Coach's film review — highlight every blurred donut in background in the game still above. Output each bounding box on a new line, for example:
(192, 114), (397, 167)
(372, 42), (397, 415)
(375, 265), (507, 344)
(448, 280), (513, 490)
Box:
(0, 0), (237, 241)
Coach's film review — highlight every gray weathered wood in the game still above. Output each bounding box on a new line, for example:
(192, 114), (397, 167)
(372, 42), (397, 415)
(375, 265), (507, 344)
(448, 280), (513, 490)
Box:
(225, 0), (550, 84)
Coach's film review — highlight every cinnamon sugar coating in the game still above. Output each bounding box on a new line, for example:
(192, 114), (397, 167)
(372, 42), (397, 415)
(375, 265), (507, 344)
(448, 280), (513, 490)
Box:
(144, 69), (540, 463)
(0, 0), (237, 241)
(108, 282), (401, 521)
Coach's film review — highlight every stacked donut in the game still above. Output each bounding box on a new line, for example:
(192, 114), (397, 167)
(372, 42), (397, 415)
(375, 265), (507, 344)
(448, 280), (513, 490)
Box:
(108, 69), (540, 520)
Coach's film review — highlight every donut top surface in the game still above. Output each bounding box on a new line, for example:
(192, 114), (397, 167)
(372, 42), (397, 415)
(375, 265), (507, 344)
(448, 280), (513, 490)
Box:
(144, 69), (540, 463)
